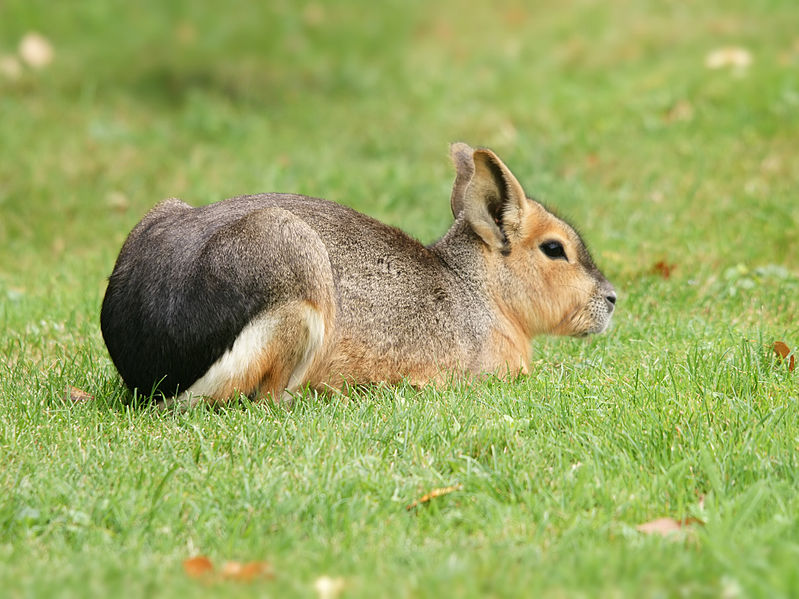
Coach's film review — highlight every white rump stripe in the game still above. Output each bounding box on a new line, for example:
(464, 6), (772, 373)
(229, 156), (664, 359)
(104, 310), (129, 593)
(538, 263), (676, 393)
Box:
(176, 302), (325, 406)
(180, 312), (279, 402)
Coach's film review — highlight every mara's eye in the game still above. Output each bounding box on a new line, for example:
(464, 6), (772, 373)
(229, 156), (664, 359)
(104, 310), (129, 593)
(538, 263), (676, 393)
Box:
(539, 240), (567, 261)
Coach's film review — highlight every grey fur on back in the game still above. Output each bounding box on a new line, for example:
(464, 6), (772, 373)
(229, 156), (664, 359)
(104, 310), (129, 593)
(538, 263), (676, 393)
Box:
(101, 194), (492, 396)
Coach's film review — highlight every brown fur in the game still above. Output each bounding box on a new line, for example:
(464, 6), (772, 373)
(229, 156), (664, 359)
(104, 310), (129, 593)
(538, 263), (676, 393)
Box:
(101, 143), (616, 406)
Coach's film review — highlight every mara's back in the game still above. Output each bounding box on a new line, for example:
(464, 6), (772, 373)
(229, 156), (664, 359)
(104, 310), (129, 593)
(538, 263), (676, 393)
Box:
(100, 194), (477, 396)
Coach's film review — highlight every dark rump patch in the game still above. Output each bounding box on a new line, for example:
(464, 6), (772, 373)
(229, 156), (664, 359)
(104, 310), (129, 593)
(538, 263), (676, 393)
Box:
(101, 252), (268, 398)
(100, 201), (275, 398)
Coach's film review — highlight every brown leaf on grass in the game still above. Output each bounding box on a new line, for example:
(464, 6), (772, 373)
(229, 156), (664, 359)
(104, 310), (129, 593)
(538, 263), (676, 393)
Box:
(651, 260), (676, 279)
(65, 386), (95, 403)
(636, 517), (704, 537)
(773, 341), (796, 372)
(406, 484), (463, 511)
(221, 561), (274, 582)
(183, 556), (213, 578)
(184, 557), (273, 583)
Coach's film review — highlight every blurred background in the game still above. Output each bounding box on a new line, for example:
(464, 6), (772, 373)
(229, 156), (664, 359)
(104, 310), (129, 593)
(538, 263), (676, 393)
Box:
(2, 5), (797, 595)
(1, 0), (797, 327)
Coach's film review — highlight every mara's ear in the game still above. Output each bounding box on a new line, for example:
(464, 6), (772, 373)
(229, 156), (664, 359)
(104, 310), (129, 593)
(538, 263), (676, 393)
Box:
(450, 144), (528, 253)
(449, 142), (475, 218)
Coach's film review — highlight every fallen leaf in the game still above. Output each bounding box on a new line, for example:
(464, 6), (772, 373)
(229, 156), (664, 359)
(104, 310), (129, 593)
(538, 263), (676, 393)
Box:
(221, 560), (273, 582)
(773, 341), (796, 372)
(314, 576), (345, 599)
(183, 556), (214, 578)
(705, 46), (752, 69)
(406, 483), (463, 511)
(18, 32), (54, 69)
(65, 386), (95, 403)
(636, 517), (704, 537)
(651, 260), (676, 279)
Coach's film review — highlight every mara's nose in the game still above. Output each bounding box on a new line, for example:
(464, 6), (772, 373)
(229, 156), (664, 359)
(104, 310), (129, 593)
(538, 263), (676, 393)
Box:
(605, 290), (617, 312)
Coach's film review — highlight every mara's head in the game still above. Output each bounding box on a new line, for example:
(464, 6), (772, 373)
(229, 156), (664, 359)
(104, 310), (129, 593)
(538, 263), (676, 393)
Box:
(449, 142), (616, 338)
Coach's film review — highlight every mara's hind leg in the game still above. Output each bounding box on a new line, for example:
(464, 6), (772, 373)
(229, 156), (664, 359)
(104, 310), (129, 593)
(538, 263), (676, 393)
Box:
(155, 309), (281, 410)
(162, 300), (329, 410)
(159, 206), (335, 411)
(255, 300), (327, 404)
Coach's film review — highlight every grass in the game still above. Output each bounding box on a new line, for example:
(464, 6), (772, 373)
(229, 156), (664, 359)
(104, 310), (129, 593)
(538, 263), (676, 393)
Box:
(1, 0), (798, 597)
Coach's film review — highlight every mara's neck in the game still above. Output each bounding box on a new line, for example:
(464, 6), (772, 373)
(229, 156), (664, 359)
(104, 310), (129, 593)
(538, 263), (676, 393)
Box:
(429, 218), (488, 292)
(430, 218), (534, 375)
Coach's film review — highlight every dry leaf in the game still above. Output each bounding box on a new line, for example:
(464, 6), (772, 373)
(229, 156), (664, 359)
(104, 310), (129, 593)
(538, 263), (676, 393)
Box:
(406, 483), (463, 511)
(773, 341), (796, 372)
(651, 260), (676, 279)
(221, 561), (273, 582)
(183, 556), (214, 578)
(636, 517), (704, 537)
(314, 576), (345, 599)
(65, 386), (95, 403)
(184, 556), (272, 583)
(18, 32), (54, 69)
(705, 46), (752, 69)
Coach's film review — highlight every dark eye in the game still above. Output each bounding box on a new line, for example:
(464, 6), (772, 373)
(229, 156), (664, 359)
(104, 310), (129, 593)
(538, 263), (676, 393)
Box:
(539, 240), (567, 261)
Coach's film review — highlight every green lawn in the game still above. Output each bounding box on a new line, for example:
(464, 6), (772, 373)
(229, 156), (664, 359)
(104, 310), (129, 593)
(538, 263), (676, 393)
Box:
(2, 1), (798, 597)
